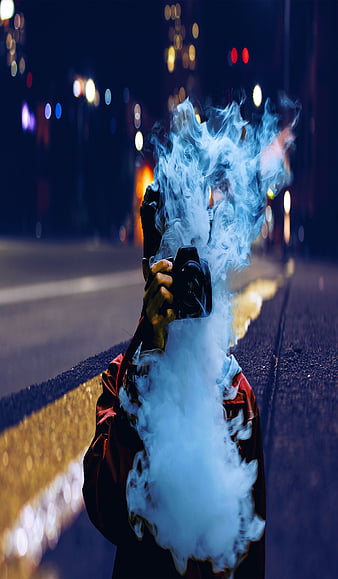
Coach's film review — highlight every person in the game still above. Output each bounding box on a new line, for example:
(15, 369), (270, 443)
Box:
(83, 186), (266, 579)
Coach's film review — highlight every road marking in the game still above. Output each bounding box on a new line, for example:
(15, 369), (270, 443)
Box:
(0, 376), (102, 577)
(231, 278), (282, 343)
(0, 271), (285, 578)
(0, 270), (143, 305)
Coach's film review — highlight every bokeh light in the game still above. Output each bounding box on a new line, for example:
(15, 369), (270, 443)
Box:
(167, 45), (175, 73)
(26, 72), (33, 88)
(73, 79), (82, 98)
(19, 57), (25, 74)
(10, 60), (17, 77)
(85, 78), (95, 103)
(230, 47), (238, 64)
(242, 47), (250, 64)
(189, 44), (196, 62)
(105, 88), (111, 105)
(55, 103), (62, 119)
(21, 102), (36, 132)
(253, 84), (262, 107)
(134, 103), (141, 129)
(179, 86), (186, 102)
(14, 12), (21, 29)
(135, 131), (143, 151)
(265, 205), (272, 223)
(192, 22), (199, 39)
(44, 103), (52, 120)
(21, 102), (30, 130)
(0, 0), (15, 21)
(284, 190), (291, 214)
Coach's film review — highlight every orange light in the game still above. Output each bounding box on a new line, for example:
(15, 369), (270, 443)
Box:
(208, 186), (214, 208)
(133, 164), (154, 247)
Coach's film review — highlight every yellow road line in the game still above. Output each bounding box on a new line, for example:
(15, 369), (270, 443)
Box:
(231, 277), (283, 343)
(0, 377), (102, 577)
(0, 266), (288, 578)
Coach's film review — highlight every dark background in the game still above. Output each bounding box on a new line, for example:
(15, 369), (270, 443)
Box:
(0, 0), (337, 255)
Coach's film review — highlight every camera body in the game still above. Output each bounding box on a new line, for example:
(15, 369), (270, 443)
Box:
(170, 246), (212, 319)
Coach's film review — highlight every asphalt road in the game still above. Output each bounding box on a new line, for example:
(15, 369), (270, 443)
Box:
(1, 239), (337, 579)
(0, 238), (281, 398)
(36, 256), (337, 579)
(0, 240), (144, 397)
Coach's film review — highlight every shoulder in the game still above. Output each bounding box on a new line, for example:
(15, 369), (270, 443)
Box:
(226, 371), (258, 421)
(101, 353), (124, 397)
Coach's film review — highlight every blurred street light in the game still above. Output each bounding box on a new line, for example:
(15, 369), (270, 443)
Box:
(135, 130), (143, 151)
(284, 190), (291, 214)
(242, 47), (249, 64)
(284, 189), (291, 245)
(105, 89), (111, 105)
(73, 79), (82, 98)
(253, 84), (262, 107)
(44, 102), (52, 120)
(0, 0), (14, 21)
(85, 78), (95, 103)
(55, 102), (62, 119)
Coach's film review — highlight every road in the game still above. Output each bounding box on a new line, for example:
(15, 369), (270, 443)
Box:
(0, 240), (144, 397)
(0, 238), (281, 398)
(40, 256), (336, 579)
(0, 239), (337, 579)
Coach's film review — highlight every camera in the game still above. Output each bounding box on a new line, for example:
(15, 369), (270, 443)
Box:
(170, 246), (212, 319)
(140, 187), (212, 319)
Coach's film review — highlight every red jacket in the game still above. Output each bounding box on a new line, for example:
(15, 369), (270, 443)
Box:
(83, 353), (265, 579)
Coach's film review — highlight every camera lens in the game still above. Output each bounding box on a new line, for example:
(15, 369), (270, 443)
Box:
(171, 245), (212, 319)
(176, 261), (204, 315)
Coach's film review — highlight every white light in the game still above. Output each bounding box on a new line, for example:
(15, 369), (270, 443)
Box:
(73, 79), (82, 98)
(135, 131), (143, 151)
(0, 0), (15, 21)
(134, 103), (141, 128)
(10, 60), (17, 77)
(21, 102), (30, 130)
(284, 190), (291, 214)
(265, 205), (272, 223)
(253, 84), (262, 108)
(85, 78), (95, 103)
(44, 102), (52, 120)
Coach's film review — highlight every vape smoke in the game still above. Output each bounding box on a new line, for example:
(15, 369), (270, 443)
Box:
(120, 98), (297, 574)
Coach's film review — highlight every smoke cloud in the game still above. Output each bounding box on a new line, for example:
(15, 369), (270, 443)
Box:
(120, 98), (297, 574)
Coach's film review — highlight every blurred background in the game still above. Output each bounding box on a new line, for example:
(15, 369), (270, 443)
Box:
(0, 0), (337, 256)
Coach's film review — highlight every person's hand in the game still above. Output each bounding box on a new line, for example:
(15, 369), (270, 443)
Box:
(143, 259), (175, 350)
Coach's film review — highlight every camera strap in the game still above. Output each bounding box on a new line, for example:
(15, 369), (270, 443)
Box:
(116, 315), (152, 392)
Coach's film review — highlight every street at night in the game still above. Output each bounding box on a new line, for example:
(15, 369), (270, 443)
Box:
(0, 0), (337, 578)
(1, 246), (337, 578)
